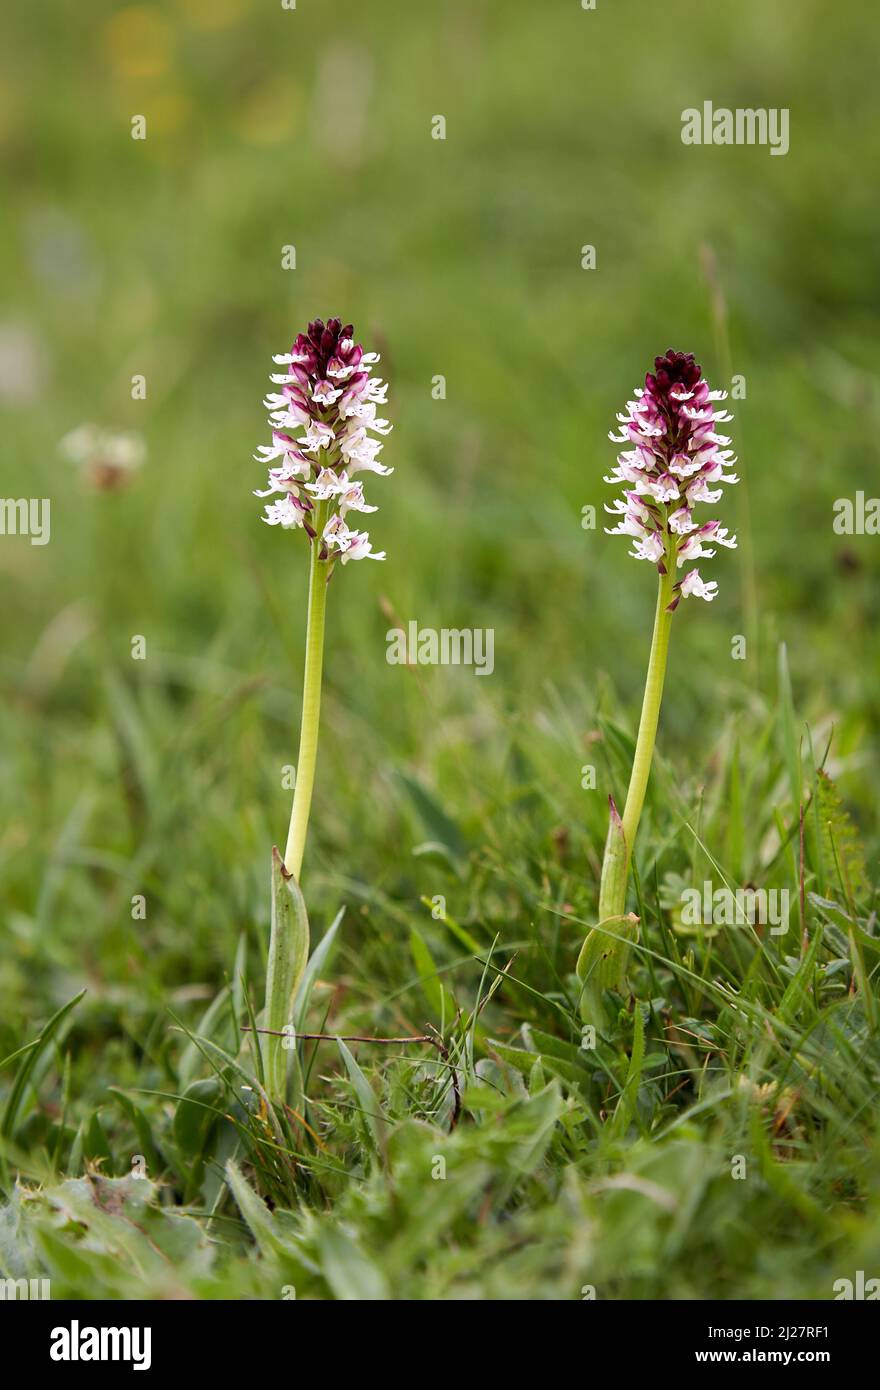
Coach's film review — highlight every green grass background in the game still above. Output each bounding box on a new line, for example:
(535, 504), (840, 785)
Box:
(0, 0), (879, 1299)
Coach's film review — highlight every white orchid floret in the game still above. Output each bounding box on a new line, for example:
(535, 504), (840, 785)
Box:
(340, 530), (385, 563)
(604, 459), (645, 486)
(604, 492), (655, 539)
(677, 534), (715, 565)
(263, 392), (310, 421)
(272, 349), (310, 365)
(668, 505), (697, 534)
(629, 533), (666, 563)
(668, 451), (704, 479)
(323, 514), (351, 550)
(643, 472), (680, 504)
(263, 495), (308, 529)
(297, 421), (336, 453)
(339, 428), (393, 476)
(255, 430), (300, 465)
(680, 568), (719, 601)
(270, 409), (308, 432)
(348, 402), (393, 435)
(685, 478), (723, 505)
(304, 471), (377, 516)
(321, 515), (384, 562)
(338, 482), (376, 516)
(306, 467), (349, 500)
(325, 358), (356, 381)
(312, 379), (343, 406)
(254, 455), (311, 497)
(712, 525), (737, 549)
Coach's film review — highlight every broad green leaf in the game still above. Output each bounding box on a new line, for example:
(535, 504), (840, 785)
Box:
(264, 847), (310, 1104)
(173, 1077), (223, 1159)
(317, 1225), (389, 1300)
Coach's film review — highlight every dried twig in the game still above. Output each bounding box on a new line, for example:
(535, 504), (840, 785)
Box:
(240, 1024), (461, 1129)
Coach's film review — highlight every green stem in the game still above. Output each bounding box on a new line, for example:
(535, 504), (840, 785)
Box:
(610, 557), (677, 915)
(578, 541), (679, 1026)
(283, 502), (330, 881)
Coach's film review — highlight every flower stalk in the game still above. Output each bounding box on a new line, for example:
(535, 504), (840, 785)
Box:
(616, 552), (677, 881)
(253, 317), (393, 1102)
(578, 350), (738, 1027)
(284, 498), (330, 880)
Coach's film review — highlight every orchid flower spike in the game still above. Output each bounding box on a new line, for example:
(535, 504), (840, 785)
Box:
(255, 316), (392, 566)
(256, 318), (393, 1105)
(578, 350), (739, 1031)
(605, 349), (737, 606)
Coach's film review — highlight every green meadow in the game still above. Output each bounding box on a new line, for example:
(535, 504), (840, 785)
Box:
(0, 0), (878, 1299)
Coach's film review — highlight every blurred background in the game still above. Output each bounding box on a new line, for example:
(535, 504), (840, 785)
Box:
(1, 0), (879, 1023)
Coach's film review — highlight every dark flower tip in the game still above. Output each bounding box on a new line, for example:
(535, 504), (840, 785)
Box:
(304, 316), (354, 366)
(646, 348), (702, 399)
(290, 316), (361, 380)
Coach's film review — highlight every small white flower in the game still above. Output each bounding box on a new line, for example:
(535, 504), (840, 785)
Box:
(312, 379), (343, 406)
(668, 505), (697, 534)
(643, 472), (680, 504)
(629, 532), (665, 563)
(306, 467), (349, 500)
(339, 481), (376, 516)
(339, 428), (393, 476)
(254, 455), (311, 497)
(272, 349), (310, 365)
(326, 357), (356, 380)
(322, 514), (352, 551)
(263, 495), (308, 529)
(60, 424), (146, 492)
(679, 568), (718, 601)
(676, 533), (716, 565)
(254, 431), (308, 466)
(668, 451), (704, 479)
(604, 493), (654, 539)
(339, 530), (385, 562)
(685, 478), (722, 505)
(297, 421), (335, 453)
(713, 525), (737, 549)
(321, 515), (384, 561)
(347, 401), (393, 434)
(363, 377), (389, 405)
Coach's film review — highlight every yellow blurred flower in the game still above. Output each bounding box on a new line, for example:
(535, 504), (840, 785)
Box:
(233, 77), (301, 145)
(180, 0), (250, 30)
(102, 7), (174, 80)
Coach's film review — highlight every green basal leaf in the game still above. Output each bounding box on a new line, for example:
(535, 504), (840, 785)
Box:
(263, 847), (310, 1105)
